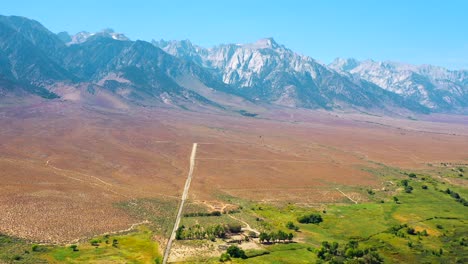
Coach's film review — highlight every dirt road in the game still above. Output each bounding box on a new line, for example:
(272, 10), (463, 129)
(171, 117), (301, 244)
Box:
(336, 188), (358, 204)
(163, 143), (198, 264)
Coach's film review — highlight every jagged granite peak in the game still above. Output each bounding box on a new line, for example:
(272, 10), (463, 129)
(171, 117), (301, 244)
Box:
(153, 38), (428, 112)
(330, 58), (359, 72)
(329, 58), (468, 110)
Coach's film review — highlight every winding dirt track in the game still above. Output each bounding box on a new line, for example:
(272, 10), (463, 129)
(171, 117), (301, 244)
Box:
(163, 143), (198, 264)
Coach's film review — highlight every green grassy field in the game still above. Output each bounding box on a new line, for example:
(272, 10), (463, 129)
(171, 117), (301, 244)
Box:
(0, 226), (161, 264)
(188, 166), (468, 263)
(43, 226), (161, 264)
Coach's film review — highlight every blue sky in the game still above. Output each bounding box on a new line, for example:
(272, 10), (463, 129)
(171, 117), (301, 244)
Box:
(2, 0), (467, 69)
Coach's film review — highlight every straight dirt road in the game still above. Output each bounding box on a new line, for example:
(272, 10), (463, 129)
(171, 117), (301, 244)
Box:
(163, 143), (198, 264)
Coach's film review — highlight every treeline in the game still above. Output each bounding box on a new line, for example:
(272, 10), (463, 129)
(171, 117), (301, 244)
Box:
(316, 240), (383, 264)
(444, 188), (468, 206)
(183, 211), (222, 217)
(183, 209), (241, 217)
(176, 223), (242, 240)
(387, 224), (428, 238)
(258, 230), (294, 244)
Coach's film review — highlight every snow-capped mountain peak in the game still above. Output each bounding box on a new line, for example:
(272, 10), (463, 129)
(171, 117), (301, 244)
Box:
(66, 28), (129, 45)
(329, 58), (468, 110)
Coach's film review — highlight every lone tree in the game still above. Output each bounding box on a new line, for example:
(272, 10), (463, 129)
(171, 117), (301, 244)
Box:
(226, 245), (247, 259)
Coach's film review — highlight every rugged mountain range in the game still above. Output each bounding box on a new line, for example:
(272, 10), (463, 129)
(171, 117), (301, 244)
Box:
(0, 15), (466, 115)
(153, 38), (428, 112)
(329, 58), (468, 111)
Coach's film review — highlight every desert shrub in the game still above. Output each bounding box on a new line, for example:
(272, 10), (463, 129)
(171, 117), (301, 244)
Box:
(90, 239), (100, 247)
(219, 253), (231, 262)
(286, 221), (299, 231)
(405, 185), (414, 193)
(227, 223), (242, 233)
(112, 239), (119, 247)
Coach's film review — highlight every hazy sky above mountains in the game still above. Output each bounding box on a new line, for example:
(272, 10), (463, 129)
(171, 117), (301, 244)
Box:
(3, 0), (467, 69)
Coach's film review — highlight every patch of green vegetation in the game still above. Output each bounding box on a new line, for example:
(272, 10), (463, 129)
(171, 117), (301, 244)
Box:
(201, 168), (468, 263)
(44, 226), (161, 264)
(233, 243), (315, 264)
(0, 234), (47, 264)
(0, 226), (162, 264)
(175, 223), (242, 241)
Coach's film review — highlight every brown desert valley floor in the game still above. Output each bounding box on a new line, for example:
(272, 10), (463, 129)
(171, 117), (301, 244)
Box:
(0, 101), (467, 263)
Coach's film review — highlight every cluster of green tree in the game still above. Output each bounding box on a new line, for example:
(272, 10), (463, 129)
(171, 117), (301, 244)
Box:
(183, 211), (222, 217)
(444, 188), (468, 206)
(386, 224), (428, 238)
(297, 213), (323, 224)
(175, 223), (242, 240)
(220, 245), (247, 262)
(286, 221), (300, 231)
(316, 240), (384, 264)
(406, 227), (428, 236)
(400, 179), (414, 193)
(258, 230), (294, 244)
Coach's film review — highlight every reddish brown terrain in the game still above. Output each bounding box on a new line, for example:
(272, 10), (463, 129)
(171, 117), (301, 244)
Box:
(1, 101), (467, 243)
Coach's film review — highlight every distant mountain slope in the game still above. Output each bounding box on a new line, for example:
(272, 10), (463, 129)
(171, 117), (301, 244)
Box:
(154, 38), (428, 113)
(0, 15), (232, 109)
(329, 58), (468, 112)
(0, 15), (74, 90)
(0, 14), (465, 115)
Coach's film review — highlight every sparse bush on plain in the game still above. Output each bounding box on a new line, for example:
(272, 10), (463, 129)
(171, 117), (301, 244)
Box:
(70, 244), (78, 251)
